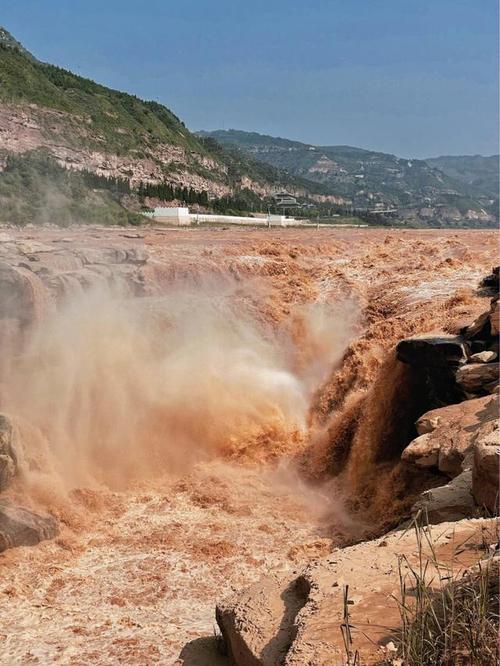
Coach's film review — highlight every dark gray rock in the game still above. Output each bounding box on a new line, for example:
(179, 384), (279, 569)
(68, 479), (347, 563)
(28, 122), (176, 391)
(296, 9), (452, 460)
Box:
(480, 266), (499, 294)
(396, 335), (468, 367)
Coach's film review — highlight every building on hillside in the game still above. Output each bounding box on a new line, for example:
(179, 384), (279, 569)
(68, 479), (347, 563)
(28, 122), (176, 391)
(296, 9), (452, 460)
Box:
(273, 191), (298, 207)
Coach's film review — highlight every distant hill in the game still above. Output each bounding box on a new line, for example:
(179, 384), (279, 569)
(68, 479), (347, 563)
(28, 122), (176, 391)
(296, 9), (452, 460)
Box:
(425, 155), (499, 199)
(0, 27), (335, 226)
(200, 130), (498, 226)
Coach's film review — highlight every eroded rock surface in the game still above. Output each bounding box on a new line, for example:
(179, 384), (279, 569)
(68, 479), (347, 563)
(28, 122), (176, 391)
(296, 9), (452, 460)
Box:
(0, 503), (58, 552)
(456, 362), (499, 395)
(217, 520), (498, 666)
(404, 394), (498, 477)
(473, 426), (500, 512)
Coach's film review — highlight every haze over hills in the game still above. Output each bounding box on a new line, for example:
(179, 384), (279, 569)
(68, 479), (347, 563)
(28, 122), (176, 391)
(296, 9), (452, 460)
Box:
(200, 130), (499, 226)
(0, 26), (497, 227)
(425, 154), (499, 199)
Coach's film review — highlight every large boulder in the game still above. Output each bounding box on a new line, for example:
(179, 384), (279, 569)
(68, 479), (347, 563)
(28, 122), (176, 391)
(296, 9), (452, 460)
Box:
(396, 335), (468, 367)
(462, 296), (499, 341)
(216, 574), (307, 666)
(0, 503), (58, 552)
(403, 395), (498, 477)
(401, 433), (439, 468)
(455, 363), (499, 395)
(462, 310), (491, 341)
(472, 426), (499, 513)
(0, 414), (18, 491)
(411, 471), (476, 523)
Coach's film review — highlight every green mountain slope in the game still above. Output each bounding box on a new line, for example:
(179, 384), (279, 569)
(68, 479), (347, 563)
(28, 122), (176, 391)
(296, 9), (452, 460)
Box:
(0, 26), (36, 60)
(0, 38), (205, 155)
(0, 149), (142, 226)
(0, 28), (333, 208)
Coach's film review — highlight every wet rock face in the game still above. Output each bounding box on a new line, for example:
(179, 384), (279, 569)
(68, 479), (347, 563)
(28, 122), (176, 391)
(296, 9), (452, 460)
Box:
(0, 232), (149, 345)
(479, 266), (499, 294)
(0, 261), (45, 327)
(0, 503), (59, 552)
(396, 335), (468, 407)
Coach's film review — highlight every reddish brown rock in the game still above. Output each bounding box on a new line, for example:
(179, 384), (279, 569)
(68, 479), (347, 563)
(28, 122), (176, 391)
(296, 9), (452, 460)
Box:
(490, 299), (499, 337)
(462, 310), (491, 340)
(456, 363), (499, 395)
(401, 433), (439, 468)
(408, 395), (498, 477)
(472, 427), (499, 513)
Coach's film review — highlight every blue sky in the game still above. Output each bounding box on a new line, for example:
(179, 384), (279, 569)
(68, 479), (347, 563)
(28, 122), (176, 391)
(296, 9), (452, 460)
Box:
(2, 0), (498, 157)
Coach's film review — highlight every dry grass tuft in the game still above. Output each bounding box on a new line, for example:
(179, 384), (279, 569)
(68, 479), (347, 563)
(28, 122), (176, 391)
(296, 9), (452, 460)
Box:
(394, 517), (499, 666)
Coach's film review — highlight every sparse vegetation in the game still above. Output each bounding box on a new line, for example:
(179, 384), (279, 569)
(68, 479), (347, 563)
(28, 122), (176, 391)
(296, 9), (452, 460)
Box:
(394, 517), (499, 666)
